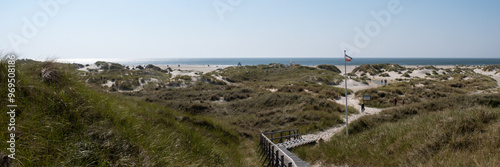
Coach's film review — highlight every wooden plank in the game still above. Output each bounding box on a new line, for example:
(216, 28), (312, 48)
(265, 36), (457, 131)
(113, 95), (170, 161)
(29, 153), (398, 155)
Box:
(278, 146), (311, 167)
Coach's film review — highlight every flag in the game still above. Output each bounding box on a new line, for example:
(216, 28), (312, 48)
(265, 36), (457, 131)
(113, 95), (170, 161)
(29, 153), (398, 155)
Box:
(344, 50), (352, 61)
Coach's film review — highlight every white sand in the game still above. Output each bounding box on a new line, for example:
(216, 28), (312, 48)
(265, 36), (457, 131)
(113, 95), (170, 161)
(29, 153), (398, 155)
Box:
(156, 65), (233, 74)
(333, 79), (378, 91)
(77, 64), (101, 72)
(170, 70), (199, 77)
(335, 65), (458, 85)
(302, 65), (487, 147)
(102, 80), (114, 87)
(474, 69), (500, 88)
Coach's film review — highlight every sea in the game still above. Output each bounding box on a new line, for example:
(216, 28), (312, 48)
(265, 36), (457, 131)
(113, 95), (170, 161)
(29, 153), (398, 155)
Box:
(59, 58), (500, 66)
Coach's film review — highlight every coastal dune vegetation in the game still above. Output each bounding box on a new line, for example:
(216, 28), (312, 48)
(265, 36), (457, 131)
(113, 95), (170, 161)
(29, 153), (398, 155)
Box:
(2, 55), (500, 166)
(292, 64), (500, 166)
(0, 57), (357, 166)
(293, 94), (500, 166)
(0, 58), (245, 166)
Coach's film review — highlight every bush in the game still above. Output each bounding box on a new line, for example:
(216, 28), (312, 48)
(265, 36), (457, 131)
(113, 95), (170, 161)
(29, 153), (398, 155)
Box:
(39, 60), (72, 87)
(174, 75), (192, 81)
(379, 73), (390, 77)
(317, 64), (341, 73)
(145, 64), (162, 71)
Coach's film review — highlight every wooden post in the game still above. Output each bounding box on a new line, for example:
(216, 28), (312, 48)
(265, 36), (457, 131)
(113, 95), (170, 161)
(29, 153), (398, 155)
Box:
(280, 131), (283, 143)
(288, 131), (291, 141)
(268, 144), (272, 166)
(288, 162), (292, 167)
(281, 155), (285, 167)
(271, 146), (274, 166)
(275, 150), (279, 167)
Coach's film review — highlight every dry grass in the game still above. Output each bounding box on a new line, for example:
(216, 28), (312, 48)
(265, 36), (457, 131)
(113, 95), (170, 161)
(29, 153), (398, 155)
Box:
(0, 58), (246, 166)
(293, 94), (500, 166)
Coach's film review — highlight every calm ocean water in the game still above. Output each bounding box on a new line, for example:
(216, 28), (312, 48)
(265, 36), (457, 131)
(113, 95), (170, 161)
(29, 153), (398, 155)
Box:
(62, 58), (500, 66)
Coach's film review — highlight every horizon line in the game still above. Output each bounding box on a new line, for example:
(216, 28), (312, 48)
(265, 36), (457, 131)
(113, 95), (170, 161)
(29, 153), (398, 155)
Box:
(50, 57), (500, 60)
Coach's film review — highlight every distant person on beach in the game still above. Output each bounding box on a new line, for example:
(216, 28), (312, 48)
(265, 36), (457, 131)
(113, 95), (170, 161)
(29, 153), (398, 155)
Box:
(361, 103), (365, 113)
(237, 62), (242, 67)
(394, 97), (397, 106)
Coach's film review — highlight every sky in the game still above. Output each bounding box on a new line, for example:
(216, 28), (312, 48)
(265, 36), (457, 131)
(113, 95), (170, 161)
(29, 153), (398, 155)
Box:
(1, 0), (500, 60)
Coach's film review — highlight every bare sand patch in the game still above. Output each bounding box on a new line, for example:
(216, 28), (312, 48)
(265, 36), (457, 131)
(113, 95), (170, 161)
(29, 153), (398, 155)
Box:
(333, 79), (378, 91)
(157, 65), (233, 74)
(474, 69), (500, 88)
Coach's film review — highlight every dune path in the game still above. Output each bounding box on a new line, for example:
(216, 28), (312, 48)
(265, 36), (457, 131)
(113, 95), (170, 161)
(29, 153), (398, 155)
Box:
(302, 79), (384, 143)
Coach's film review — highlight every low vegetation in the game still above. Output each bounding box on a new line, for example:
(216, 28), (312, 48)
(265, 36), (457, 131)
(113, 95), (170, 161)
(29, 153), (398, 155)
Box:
(0, 58), (247, 166)
(483, 65), (500, 73)
(317, 64), (341, 73)
(356, 70), (497, 108)
(132, 64), (356, 135)
(353, 64), (406, 76)
(293, 94), (500, 166)
(3, 55), (499, 166)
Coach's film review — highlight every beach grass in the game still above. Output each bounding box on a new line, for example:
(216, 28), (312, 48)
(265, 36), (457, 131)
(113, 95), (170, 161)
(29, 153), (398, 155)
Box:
(0, 58), (249, 166)
(3, 56), (499, 166)
(130, 64), (356, 135)
(293, 94), (500, 166)
(355, 70), (497, 108)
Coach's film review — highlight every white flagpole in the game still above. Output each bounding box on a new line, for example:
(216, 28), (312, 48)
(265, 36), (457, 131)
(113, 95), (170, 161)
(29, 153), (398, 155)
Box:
(344, 50), (349, 137)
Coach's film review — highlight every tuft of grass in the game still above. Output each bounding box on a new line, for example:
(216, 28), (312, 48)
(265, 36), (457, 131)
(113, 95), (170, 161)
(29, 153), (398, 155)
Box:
(379, 73), (390, 77)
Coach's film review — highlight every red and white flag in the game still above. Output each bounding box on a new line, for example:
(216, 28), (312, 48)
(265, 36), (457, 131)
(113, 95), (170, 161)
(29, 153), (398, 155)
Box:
(344, 50), (352, 61)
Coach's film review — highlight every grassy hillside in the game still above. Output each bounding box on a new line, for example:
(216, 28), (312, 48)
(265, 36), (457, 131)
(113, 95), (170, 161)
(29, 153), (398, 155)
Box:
(123, 64), (356, 135)
(483, 65), (500, 74)
(356, 69), (497, 108)
(293, 94), (500, 166)
(0, 58), (359, 166)
(0, 58), (247, 166)
(352, 64), (406, 76)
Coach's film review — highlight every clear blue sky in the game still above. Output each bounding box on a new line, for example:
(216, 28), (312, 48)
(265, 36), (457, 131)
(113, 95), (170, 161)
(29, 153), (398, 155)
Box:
(1, 0), (500, 59)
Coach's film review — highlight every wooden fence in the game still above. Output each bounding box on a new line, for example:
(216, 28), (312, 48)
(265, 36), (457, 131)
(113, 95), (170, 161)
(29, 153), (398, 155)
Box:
(259, 129), (302, 167)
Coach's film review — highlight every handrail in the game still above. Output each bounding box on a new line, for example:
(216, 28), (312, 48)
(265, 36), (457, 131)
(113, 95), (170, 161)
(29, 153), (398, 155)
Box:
(261, 133), (297, 167)
(262, 129), (299, 135)
(263, 129), (301, 144)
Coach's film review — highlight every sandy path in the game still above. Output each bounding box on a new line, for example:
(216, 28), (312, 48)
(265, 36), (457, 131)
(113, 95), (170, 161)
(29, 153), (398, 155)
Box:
(302, 93), (383, 142)
(302, 77), (384, 143)
(305, 67), (499, 144)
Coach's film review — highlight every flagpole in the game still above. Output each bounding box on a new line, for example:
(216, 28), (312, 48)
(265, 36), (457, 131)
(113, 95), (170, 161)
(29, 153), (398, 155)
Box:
(344, 50), (349, 137)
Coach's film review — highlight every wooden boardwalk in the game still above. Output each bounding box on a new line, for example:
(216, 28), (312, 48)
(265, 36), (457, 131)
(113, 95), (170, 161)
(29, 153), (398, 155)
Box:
(277, 138), (316, 149)
(260, 129), (313, 167)
(278, 145), (311, 167)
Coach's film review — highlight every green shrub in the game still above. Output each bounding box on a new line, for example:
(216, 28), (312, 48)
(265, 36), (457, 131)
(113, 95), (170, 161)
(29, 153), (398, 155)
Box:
(379, 73), (390, 77)
(317, 64), (341, 73)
